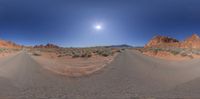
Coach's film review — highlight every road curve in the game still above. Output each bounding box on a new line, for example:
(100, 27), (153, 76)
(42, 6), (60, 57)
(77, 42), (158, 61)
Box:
(1, 51), (200, 98)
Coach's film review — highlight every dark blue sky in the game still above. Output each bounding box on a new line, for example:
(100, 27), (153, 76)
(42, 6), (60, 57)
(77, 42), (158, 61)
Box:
(0, 0), (200, 47)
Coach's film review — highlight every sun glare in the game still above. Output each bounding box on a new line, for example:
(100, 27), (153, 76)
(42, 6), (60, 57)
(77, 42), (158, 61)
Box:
(95, 25), (102, 30)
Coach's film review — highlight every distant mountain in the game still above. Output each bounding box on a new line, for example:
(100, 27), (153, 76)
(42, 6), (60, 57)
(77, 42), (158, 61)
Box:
(104, 44), (133, 48)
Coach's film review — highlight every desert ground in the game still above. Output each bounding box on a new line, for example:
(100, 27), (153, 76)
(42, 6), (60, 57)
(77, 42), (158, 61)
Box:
(1, 48), (200, 98)
(0, 48), (20, 58)
(137, 47), (200, 61)
(30, 48), (118, 76)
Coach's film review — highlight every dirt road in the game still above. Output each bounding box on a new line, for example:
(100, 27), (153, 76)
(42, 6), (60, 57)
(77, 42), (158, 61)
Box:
(1, 51), (200, 98)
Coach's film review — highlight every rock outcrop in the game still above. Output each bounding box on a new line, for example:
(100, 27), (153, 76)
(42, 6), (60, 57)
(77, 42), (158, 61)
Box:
(145, 34), (200, 49)
(180, 34), (200, 49)
(145, 35), (179, 48)
(34, 43), (60, 48)
(0, 39), (22, 49)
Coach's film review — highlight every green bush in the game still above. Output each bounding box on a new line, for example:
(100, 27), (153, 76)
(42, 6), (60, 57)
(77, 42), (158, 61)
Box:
(170, 50), (180, 55)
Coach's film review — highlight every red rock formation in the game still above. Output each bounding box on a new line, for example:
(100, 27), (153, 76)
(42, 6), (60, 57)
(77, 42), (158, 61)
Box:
(145, 34), (200, 49)
(34, 43), (60, 48)
(180, 34), (200, 49)
(145, 35), (179, 48)
(0, 39), (22, 49)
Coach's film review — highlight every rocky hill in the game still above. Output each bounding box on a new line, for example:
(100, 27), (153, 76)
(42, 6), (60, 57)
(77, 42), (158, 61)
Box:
(145, 34), (200, 49)
(145, 35), (180, 48)
(34, 43), (60, 49)
(0, 39), (22, 49)
(180, 34), (200, 49)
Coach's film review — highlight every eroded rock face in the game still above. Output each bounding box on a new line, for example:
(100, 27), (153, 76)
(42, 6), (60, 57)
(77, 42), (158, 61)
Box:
(34, 43), (60, 48)
(145, 35), (179, 48)
(145, 34), (200, 49)
(0, 39), (22, 49)
(180, 34), (200, 49)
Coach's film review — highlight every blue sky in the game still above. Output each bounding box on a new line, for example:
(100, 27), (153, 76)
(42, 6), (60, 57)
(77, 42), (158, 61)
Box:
(0, 0), (200, 47)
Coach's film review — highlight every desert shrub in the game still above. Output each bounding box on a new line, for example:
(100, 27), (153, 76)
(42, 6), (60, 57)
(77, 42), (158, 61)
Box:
(57, 54), (63, 57)
(81, 51), (92, 58)
(188, 55), (194, 59)
(54, 47), (115, 58)
(58, 50), (73, 57)
(57, 53), (70, 57)
(137, 48), (145, 53)
(70, 49), (93, 58)
(118, 48), (125, 52)
(0, 48), (6, 52)
(116, 49), (122, 53)
(150, 48), (163, 51)
(72, 51), (81, 58)
(170, 50), (180, 55)
(33, 51), (42, 56)
(147, 48), (164, 54)
(101, 52), (110, 57)
(96, 49), (113, 57)
(180, 53), (188, 57)
(191, 50), (200, 55)
(11, 48), (20, 51)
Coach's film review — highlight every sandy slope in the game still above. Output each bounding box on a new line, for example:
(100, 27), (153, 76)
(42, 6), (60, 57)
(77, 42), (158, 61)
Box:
(0, 51), (200, 98)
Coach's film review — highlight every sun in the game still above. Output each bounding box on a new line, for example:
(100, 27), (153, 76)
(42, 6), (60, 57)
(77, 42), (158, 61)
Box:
(94, 25), (102, 30)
